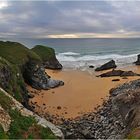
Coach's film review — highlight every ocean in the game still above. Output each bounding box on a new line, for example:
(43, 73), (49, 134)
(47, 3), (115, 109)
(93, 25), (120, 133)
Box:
(3, 38), (140, 70)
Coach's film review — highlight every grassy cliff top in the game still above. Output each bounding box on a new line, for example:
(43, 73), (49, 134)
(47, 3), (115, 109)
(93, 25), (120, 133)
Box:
(31, 45), (56, 61)
(0, 41), (41, 65)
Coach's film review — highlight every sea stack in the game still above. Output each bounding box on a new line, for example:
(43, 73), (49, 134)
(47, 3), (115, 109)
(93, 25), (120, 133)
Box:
(95, 60), (117, 71)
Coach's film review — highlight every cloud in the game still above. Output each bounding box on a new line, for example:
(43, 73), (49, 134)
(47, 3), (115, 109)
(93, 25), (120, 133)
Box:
(0, 1), (140, 38)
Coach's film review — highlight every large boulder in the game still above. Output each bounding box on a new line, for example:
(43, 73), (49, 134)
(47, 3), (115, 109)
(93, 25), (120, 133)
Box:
(23, 60), (64, 90)
(134, 54), (140, 65)
(95, 60), (117, 71)
(98, 69), (140, 77)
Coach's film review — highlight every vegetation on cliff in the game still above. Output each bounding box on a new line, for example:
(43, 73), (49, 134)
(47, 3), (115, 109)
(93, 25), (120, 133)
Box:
(0, 90), (56, 139)
(0, 41), (63, 139)
(31, 45), (56, 61)
(0, 41), (63, 104)
(0, 41), (41, 65)
(32, 45), (62, 69)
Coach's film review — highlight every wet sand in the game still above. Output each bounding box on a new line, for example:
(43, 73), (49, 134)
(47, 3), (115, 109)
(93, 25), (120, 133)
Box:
(27, 65), (140, 119)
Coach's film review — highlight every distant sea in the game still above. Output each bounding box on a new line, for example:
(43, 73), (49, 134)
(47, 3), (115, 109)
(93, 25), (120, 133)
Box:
(3, 38), (140, 70)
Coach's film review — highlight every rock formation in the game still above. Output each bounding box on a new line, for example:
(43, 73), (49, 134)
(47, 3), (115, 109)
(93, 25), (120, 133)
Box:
(23, 60), (64, 90)
(31, 45), (62, 70)
(134, 54), (140, 65)
(95, 60), (117, 71)
(98, 69), (140, 77)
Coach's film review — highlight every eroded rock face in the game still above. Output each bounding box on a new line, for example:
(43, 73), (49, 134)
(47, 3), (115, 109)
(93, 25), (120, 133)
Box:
(135, 54), (140, 65)
(60, 80), (140, 139)
(0, 105), (11, 132)
(110, 80), (140, 136)
(98, 69), (140, 77)
(43, 59), (62, 70)
(23, 60), (64, 90)
(95, 60), (117, 71)
(0, 65), (11, 89)
(0, 87), (64, 139)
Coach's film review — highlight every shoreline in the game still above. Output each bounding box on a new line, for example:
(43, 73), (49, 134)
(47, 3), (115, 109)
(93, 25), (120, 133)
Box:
(27, 64), (140, 120)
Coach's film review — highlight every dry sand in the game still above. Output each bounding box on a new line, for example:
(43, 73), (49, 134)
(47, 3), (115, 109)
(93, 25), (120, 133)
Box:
(27, 65), (140, 119)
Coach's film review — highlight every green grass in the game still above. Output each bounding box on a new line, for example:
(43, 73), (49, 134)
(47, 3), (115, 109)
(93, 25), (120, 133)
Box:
(0, 41), (41, 66)
(0, 90), (56, 139)
(31, 45), (56, 61)
(127, 127), (140, 139)
(8, 109), (56, 139)
(0, 57), (26, 102)
(0, 91), (13, 111)
(0, 125), (8, 139)
(8, 109), (36, 139)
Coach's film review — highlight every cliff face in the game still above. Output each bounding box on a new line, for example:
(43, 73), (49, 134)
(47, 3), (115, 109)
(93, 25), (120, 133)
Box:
(0, 88), (63, 139)
(31, 45), (62, 69)
(110, 79), (140, 138)
(0, 41), (64, 139)
(0, 57), (29, 106)
(0, 41), (63, 107)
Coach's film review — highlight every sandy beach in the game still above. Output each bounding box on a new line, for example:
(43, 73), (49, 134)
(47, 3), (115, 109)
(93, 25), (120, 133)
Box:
(27, 65), (140, 119)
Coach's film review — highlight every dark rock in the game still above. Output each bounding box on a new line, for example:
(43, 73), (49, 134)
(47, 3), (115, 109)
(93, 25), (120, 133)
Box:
(135, 54), (140, 65)
(95, 60), (117, 71)
(43, 59), (62, 70)
(98, 69), (140, 77)
(23, 60), (64, 90)
(0, 65), (12, 89)
(27, 93), (34, 98)
(57, 106), (62, 110)
(89, 65), (94, 68)
(112, 79), (120, 82)
(122, 77), (128, 79)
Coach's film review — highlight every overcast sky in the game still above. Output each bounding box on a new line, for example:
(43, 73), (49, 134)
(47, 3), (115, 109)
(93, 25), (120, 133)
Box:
(0, 1), (140, 38)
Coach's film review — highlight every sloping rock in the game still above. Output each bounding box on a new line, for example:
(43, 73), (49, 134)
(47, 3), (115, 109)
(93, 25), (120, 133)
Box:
(95, 60), (117, 71)
(43, 59), (62, 70)
(98, 69), (140, 77)
(0, 87), (64, 138)
(134, 54), (140, 65)
(0, 105), (11, 132)
(23, 60), (64, 90)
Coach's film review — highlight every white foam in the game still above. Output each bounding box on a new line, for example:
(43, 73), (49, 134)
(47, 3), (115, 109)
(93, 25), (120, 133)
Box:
(57, 53), (137, 62)
(58, 52), (80, 56)
(56, 52), (138, 69)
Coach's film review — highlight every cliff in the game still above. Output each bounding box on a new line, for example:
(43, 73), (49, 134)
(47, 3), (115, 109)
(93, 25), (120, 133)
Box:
(0, 41), (64, 138)
(0, 87), (63, 139)
(31, 45), (62, 69)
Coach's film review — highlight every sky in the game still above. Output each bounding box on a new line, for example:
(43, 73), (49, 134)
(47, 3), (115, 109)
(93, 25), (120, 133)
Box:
(0, 0), (140, 38)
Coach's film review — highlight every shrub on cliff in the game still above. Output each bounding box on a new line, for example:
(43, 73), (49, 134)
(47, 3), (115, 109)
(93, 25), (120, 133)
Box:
(32, 45), (62, 69)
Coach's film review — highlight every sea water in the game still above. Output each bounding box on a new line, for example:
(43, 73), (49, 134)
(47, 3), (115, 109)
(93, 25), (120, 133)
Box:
(5, 38), (140, 70)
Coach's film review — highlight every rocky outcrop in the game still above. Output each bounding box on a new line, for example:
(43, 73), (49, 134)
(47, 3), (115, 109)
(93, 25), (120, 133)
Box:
(95, 60), (117, 71)
(0, 105), (11, 132)
(23, 60), (64, 90)
(43, 58), (62, 70)
(134, 54), (140, 65)
(0, 62), (12, 89)
(98, 69), (140, 77)
(0, 87), (64, 138)
(31, 45), (62, 70)
(60, 79), (140, 139)
(110, 79), (140, 137)
(89, 65), (94, 68)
